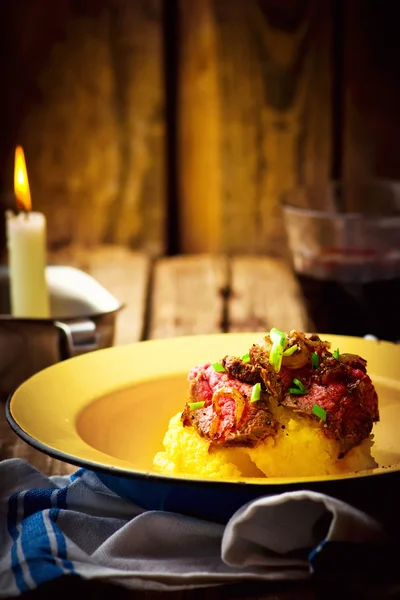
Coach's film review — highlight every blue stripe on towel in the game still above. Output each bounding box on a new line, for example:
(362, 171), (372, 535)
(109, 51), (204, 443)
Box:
(48, 486), (75, 574)
(20, 492), (65, 586)
(23, 488), (54, 517)
(7, 492), (29, 593)
(6, 486), (75, 590)
(48, 509), (75, 575)
(56, 486), (68, 509)
(69, 469), (85, 482)
(308, 538), (327, 573)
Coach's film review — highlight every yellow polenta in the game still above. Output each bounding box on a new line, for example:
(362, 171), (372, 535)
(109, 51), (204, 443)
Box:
(153, 413), (261, 479)
(153, 407), (377, 479)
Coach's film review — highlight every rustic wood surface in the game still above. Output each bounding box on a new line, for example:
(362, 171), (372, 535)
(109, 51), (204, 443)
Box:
(104, 0), (166, 255)
(177, 0), (333, 255)
(1, 1), (400, 259)
(147, 255), (309, 340)
(0, 0), (166, 256)
(342, 0), (400, 180)
(229, 256), (309, 333)
(177, 0), (223, 255)
(148, 254), (228, 339)
(77, 245), (151, 346)
(1, 252), (399, 599)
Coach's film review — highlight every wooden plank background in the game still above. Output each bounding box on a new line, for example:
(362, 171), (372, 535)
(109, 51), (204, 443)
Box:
(178, 0), (333, 254)
(0, 0), (165, 258)
(0, 0), (399, 258)
(342, 0), (400, 180)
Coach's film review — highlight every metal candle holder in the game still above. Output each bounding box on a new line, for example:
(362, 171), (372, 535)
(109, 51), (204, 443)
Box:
(0, 265), (123, 401)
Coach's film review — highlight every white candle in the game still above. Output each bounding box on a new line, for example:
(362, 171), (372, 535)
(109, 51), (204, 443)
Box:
(6, 146), (50, 318)
(6, 211), (50, 318)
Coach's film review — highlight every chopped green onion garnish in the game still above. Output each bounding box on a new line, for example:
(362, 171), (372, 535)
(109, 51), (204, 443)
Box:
(212, 362), (226, 372)
(269, 327), (286, 372)
(333, 348), (340, 360)
(283, 344), (298, 357)
(289, 387), (308, 395)
(188, 401), (205, 410)
(312, 403), (327, 421)
(250, 382), (261, 402)
(311, 352), (319, 369)
(242, 353), (251, 363)
(292, 378), (306, 392)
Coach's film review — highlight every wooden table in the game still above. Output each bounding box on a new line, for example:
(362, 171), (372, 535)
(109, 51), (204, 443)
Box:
(0, 249), (398, 600)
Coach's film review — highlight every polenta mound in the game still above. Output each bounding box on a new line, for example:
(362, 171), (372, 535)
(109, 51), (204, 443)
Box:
(153, 413), (263, 479)
(153, 410), (377, 480)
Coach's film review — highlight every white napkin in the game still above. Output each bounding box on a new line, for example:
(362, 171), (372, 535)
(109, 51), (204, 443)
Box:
(0, 458), (386, 597)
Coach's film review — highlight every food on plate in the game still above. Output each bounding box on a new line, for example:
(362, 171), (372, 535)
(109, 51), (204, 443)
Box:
(153, 330), (379, 478)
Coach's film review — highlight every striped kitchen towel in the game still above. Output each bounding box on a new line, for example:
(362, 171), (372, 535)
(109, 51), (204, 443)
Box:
(0, 458), (390, 597)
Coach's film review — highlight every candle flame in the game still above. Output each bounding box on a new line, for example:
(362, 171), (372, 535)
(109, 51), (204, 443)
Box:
(14, 146), (32, 212)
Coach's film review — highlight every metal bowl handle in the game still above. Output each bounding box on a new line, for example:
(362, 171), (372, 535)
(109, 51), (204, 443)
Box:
(55, 319), (99, 359)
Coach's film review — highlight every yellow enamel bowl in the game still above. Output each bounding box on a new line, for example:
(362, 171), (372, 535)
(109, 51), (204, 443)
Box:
(6, 333), (400, 523)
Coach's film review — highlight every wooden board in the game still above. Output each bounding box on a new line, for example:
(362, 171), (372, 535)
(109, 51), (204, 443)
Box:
(176, 0), (222, 254)
(342, 0), (400, 180)
(83, 246), (151, 345)
(229, 256), (308, 333)
(147, 254), (228, 339)
(105, 0), (166, 255)
(0, 0), (166, 256)
(147, 254), (307, 339)
(177, 0), (333, 255)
